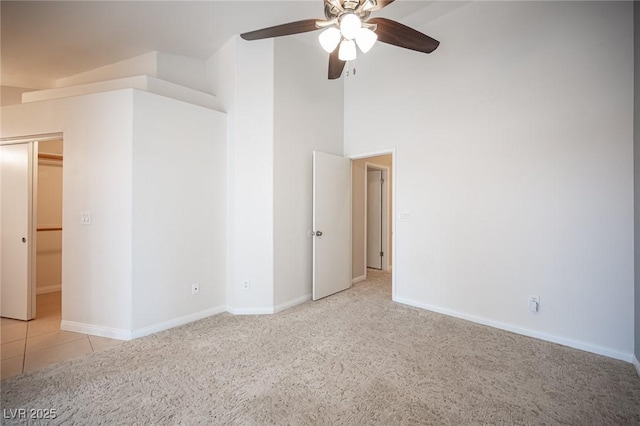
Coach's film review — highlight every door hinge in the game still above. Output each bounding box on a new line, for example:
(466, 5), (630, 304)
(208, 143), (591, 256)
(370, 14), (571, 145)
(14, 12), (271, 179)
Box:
(381, 177), (384, 184)
(380, 251), (384, 257)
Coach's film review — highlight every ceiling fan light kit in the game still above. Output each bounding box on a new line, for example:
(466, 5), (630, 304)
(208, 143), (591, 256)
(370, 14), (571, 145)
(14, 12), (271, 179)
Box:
(355, 27), (377, 53)
(240, 0), (440, 79)
(319, 27), (342, 53)
(338, 39), (357, 61)
(339, 13), (362, 40)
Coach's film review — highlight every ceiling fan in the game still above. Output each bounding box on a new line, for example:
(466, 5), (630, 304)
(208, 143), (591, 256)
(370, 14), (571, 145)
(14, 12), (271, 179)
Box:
(240, 0), (440, 79)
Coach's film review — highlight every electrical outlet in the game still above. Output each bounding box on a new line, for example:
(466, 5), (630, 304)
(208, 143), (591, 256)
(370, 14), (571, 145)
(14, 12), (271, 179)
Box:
(242, 280), (250, 291)
(529, 295), (539, 312)
(192, 283), (200, 295)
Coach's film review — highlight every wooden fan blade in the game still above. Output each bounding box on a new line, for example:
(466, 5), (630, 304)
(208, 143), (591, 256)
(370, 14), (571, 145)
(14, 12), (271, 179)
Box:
(241, 19), (320, 41)
(368, 0), (395, 11)
(328, 49), (346, 79)
(368, 17), (440, 53)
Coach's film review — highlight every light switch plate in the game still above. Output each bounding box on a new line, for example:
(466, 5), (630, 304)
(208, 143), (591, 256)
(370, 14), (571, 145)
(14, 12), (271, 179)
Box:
(80, 211), (91, 225)
(399, 211), (411, 222)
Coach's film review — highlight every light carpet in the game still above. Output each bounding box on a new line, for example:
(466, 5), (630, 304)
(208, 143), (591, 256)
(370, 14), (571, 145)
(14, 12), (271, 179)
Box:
(2, 270), (640, 425)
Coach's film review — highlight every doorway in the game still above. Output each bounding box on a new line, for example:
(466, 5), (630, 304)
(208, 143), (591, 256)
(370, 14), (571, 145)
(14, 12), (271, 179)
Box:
(0, 135), (63, 323)
(350, 151), (394, 295)
(35, 139), (63, 323)
(366, 166), (389, 270)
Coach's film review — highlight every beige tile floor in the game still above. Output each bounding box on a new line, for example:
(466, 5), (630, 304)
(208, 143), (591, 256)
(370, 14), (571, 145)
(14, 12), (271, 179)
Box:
(1, 292), (123, 379)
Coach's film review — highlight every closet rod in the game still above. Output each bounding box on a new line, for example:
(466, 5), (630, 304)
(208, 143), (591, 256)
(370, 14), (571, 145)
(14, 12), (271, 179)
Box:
(38, 153), (63, 161)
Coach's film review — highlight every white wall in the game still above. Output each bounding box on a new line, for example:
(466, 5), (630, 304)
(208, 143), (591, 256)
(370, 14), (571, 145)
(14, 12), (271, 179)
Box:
(0, 101), (65, 137)
(0, 86), (33, 106)
(62, 91), (135, 333)
(56, 52), (209, 94)
(206, 38), (238, 314)
(206, 36), (344, 312)
(344, 1), (634, 360)
(2, 87), (228, 338)
(207, 36), (276, 313)
(131, 91), (226, 331)
(156, 52), (209, 93)
(55, 52), (157, 88)
(233, 38), (276, 313)
(273, 37), (344, 308)
(1, 91), (134, 333)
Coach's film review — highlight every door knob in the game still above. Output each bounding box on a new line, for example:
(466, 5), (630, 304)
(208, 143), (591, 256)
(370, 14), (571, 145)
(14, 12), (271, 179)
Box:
(315, 231), (323, 237)
(21, 237), (26, 243)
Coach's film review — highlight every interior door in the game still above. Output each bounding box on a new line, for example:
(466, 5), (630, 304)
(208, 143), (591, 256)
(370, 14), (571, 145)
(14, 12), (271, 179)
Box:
(312, 151), (351, 300)
(1, 142), (36, 320)
(366, 169), (383, 269)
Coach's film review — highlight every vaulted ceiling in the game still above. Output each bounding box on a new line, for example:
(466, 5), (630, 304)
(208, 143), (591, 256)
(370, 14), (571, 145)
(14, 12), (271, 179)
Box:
(1, 0), (433, 89)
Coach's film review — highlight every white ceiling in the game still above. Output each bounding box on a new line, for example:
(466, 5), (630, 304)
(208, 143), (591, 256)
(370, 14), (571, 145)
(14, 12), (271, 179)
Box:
(1, 0), (434, 89)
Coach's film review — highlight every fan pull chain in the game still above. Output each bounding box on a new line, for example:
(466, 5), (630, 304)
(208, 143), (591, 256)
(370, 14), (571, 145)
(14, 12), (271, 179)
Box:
(345, 62), (356, 78)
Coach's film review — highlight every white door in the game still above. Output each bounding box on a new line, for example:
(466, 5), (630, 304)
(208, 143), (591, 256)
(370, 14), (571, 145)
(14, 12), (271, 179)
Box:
(366, 169), (383, 269)
(1, 143), (36, 320)
(312, 151), (351, 300)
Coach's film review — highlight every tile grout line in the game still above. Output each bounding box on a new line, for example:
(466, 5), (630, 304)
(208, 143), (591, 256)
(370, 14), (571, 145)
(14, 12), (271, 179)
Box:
(22, 336), (93, 376)
(20, 296), (62, 375)
(21, 322), (29, 374)
(0, 298), (55, 377)
(26, 333), (88, 355)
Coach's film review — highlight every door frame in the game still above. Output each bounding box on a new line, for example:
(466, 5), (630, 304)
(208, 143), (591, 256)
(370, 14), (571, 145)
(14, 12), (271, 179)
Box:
(365, 164), (389, 271)
(349, 148), (396, 299)
(1, 133), (63, 318)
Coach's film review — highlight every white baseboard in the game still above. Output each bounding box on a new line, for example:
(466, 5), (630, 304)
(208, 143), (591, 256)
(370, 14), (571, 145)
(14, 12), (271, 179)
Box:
(36, 285), (61, 294)
(62, 305), (227, 341)
(227, 306), (275, 315)
(61, 320), (131, 341)
(633, 355), (640, 377)
(274, 294), (311, 313)
(227, 294), (312, 316)
(393, 296), (634, 363)
(130, 305), (227, 339)
(352, 275), (366, 284)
